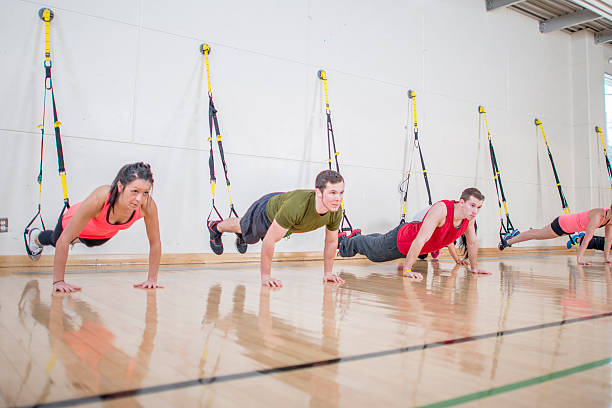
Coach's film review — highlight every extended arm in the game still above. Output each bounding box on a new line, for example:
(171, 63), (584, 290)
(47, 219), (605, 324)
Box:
(577, 209), (604, 265)
(465, 220), (489, 274)
(402, 202), (446, 279)
(260, 220), (289, 287)
(52, 187), (108, 292)
(604, 225), (612, 263)
(448, 242), (468, 265)
(135, 197), (163, 289)
(323, 228), (344, 283)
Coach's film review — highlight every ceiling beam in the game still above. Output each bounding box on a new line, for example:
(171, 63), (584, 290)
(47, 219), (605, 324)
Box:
(539, 9), (601, 33)
(571, 0), (612, 21)
(485, 0), (525, 11)
(595, 28), (612, 43)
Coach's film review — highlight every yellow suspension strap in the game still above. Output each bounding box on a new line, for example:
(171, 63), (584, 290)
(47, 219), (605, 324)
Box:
(478, 106), (519, 241)
(317, 69), (359, 234)
(201, 44), (239, 222)
(399, 90), (432, 224)
(25, 8), (71, 258)
(595, 126), (612, 187)
(535, 118), (580, 247)
(534, 119), (571, 214)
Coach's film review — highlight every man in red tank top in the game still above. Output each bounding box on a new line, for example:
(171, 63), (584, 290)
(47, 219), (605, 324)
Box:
(338, 188), (490, 279)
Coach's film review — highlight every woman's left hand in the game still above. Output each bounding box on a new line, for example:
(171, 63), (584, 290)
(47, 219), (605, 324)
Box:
(470, 268), (492, 275)
(577, 256), (592, 266)
(134, 279), (164, 289)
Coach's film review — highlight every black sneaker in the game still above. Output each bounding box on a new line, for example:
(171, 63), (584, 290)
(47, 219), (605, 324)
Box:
(207, 221), (223, 255)
(498, 236), (509, 251)
(235, 233), (247, 254)
(337, 232), (348, 257)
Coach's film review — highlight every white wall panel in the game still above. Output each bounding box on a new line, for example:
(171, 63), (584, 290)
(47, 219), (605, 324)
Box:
(1, 0), (611, 257)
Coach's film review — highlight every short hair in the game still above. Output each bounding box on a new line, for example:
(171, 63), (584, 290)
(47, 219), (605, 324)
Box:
(460, 187), (484, 202)
(315, 170), (344, 191)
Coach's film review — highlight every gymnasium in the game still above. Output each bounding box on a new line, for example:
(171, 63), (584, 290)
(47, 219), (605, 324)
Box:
(2, 0), (612, 406)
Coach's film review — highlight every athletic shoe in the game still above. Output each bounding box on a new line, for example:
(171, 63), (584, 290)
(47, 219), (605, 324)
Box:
(347, 229), (361, 238)
(431, 250), (440, 259)
(508, 229), (521, 239)
(337, 232), (348, 257)
(207, 221), (223, 255)
(235, 233), (247, 254)
(566, 232), (585, 249)
(498, 230), (518, 251)
(26, 228), (43, 261)
(498, 235), (509, 251)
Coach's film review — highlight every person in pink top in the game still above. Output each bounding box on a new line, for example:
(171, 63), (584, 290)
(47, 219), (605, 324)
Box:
(26, 162), (162, 293)
(498, 205), (612, 265)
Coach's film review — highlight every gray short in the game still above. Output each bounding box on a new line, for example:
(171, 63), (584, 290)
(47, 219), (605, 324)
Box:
(239, 192), (283, 244)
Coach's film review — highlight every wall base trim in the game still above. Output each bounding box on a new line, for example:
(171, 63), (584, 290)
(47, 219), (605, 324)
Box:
(0, 246), (581, 268)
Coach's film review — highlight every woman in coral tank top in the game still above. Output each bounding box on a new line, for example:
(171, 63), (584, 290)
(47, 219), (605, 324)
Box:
(26, 162), (162, 293)
(499, 205), (612, 265)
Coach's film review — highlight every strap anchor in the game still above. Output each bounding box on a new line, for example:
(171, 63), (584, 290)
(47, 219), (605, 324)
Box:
(200, 43), (211, 55)
(38, 8), (54, 21)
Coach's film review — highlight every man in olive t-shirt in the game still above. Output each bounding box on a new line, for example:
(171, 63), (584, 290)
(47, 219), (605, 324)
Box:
(208, 170), (346, 287)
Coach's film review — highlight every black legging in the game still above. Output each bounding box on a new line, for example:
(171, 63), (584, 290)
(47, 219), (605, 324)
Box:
(38, 209), (109, 248)
(586, 236), (605, 250)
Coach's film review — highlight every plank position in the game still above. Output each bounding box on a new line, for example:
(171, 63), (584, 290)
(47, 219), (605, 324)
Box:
(338, 188), (489, 279)
(499, 205), (612, 265)
(26, 162), (162, 292)
(208, 170), (346, 287)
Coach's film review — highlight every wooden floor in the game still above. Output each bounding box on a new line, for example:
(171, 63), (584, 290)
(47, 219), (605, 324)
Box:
(1, 253), (612, 407)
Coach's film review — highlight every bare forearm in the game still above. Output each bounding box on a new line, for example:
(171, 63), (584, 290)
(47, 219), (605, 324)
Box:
(577, 231), (595, 260)
(323, 241), (336, 274)
(468, 242), (478, 269)
(260, 240), (275, 279)
(147, 242), (161, 281)
(448, 244), (460, 263)
(403, 239), (426, 270)
(52, 241), (70, 282)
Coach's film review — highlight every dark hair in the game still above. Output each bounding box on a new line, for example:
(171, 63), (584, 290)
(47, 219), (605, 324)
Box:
(460, 187), (484, 202)
(107, 162), (154, 211)
(315, 170), (344, 191)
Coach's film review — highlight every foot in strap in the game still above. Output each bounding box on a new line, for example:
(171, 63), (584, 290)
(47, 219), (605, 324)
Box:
(235, 233), (247, 254)
(26, 228), (43, 261)
(417, 254), (428, 260)
(207, 221), (223, 255)
(498, 230), (517, 251)
(566, 233), (584, 249)
(508, 229), (520, 239)
(431, 250), (440, 259)
(337, 232), (349, 257)
(498, 235), (510, 251)
(347, 229), (361, 238)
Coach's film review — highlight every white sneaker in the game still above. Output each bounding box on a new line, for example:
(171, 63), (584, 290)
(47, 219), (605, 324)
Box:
(27, 228), (43, 261)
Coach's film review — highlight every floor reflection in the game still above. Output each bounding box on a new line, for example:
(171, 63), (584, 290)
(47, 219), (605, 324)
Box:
(200, 282), (344, 407)
(17, 281), (158, 406)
